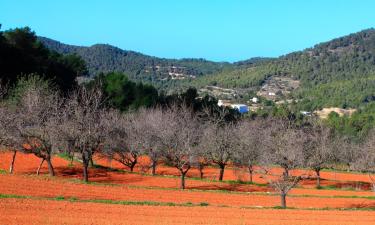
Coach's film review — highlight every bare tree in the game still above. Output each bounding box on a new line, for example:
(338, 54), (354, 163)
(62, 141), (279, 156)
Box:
(60, 86), (107, 182)
(261, 170), (303, 208)
(304, 121), (335, 188)
(0, 82), (23, 173)
(137, 108), (165, 175)
(232, 119), (264, 183)
(263, 120), (306, 176)
(193, 149), (209, 179)
(336, 136), (361, 171)
(158, 104), (201, 189)
(15, 78), (62, 176)
(103, 111), (142, 172)
(0, 76), (60, 175)
(261, 119), (307, 208)
(354, 130), (375, 191)
(0, 105), (23, 173)
(200, 122), (237, 181)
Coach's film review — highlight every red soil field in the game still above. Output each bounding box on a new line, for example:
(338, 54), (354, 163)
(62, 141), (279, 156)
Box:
(94, 155), (375, 185)
(1, 198), (375, 225)
(1, 151), (375, 224)
(2, 173), (375, 209)
(0, 152), (374, 198)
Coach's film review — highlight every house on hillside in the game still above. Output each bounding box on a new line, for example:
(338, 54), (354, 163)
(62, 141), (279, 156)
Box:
(251, 97), (259, 103)
(217, 99), (231, 107)
(231, 104), (249, 114)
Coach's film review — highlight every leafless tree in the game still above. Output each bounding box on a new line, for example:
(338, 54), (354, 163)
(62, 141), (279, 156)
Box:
(232, 119), (264, 183)
(16, 78), (63, 176)
(0, 81), (23, 173)
(59, 85), (107, 182)
(354, 130), (375, 191)
(103, 111), (143, 172)
(336, 136), (361, 171)
(261, 170), (304, 208)
(157, 104), (201, 189)
(193, 150), (210, 179)
(261, 119), (307, 208)
(304, 121), (336, 188)
(0, 77), (61, 175)
(137, 108), (165, 175)
(200, 122), (237, 181)
(0, 104), (23, 173)
(262, 120), (306, 176)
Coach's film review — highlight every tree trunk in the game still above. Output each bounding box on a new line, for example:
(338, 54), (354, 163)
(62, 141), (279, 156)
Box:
(315, 169), (321, 188)
(36, 158), (45, 175)
(46, 157), (55, 176)
(83, 162), (89, 182)
(151, 160), (157, 176)
(128, 157), (138, 172)
(248, 166), (253, 183)
(283, 168), (289, 178)
(199, 167), (204, 179)
(280, 193), (287, 208)
(89, 157), (94, 167)
(130, 161), (136, 172)
(70, 154), (74, 166)
(9, 150), (17, 174)
(180, 172), (186, 189)
(82, 152), (90, 182)
(218, 164), (225, 181)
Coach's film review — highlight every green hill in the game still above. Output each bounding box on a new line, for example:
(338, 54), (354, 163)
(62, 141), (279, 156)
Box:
(188, 28), (375, 110)
(38, 37), (234, 82)
(39, 29), (375, 110)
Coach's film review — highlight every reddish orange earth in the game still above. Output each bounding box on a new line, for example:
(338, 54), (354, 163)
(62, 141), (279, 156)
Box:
(1, 152), (375, 224)
(1, 199), (375, 225)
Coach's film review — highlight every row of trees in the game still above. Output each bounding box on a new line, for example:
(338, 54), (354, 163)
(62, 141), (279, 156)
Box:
(1, 77), (375, 208)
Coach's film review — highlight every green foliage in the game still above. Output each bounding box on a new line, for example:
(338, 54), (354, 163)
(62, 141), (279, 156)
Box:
(325, 103), (375, 140)
(39, 37), (234, 82)
(185, 28), (375, 110)
(7, 75), (54, 104)
(96, 72), (159, 111)
(0, 26), (87, 93)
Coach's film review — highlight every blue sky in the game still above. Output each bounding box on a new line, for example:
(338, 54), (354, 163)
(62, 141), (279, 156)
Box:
(1, 0), (375, 62)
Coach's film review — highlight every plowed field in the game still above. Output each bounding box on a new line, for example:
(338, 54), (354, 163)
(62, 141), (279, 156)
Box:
(1, 152), (375, 224)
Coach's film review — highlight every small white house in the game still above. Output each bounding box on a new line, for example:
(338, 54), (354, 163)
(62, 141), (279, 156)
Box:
(251, 97), (259, 103)
(268, 92), (276, 96)
(231, 104), (249, 114)
(300, 111), (312, 116)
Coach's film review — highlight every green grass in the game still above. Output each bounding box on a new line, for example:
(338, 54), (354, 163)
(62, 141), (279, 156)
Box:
(2, 193), (375, 211)
(55, 196), (65, 200)
(56, 153), (76, 167)
(0, 193), (211, 207)
(0, 169), (7, 174)
(199, 202), (209, 206)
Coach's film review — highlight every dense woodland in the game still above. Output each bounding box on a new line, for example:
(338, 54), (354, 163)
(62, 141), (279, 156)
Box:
(39, 37), (234, 82)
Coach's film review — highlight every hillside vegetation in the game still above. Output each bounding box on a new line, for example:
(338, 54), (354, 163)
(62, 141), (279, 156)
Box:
(38, 37), (235, 82)
(190, 29), (375, 110)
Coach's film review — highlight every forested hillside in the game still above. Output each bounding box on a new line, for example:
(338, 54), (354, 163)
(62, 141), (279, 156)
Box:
(187, 28), (375, 110)
(38, 37), (234, 82)
(38, 28), (375, 112)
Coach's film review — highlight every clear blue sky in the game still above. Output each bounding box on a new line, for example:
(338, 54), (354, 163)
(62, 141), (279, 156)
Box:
(1, 0), (375, 62)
